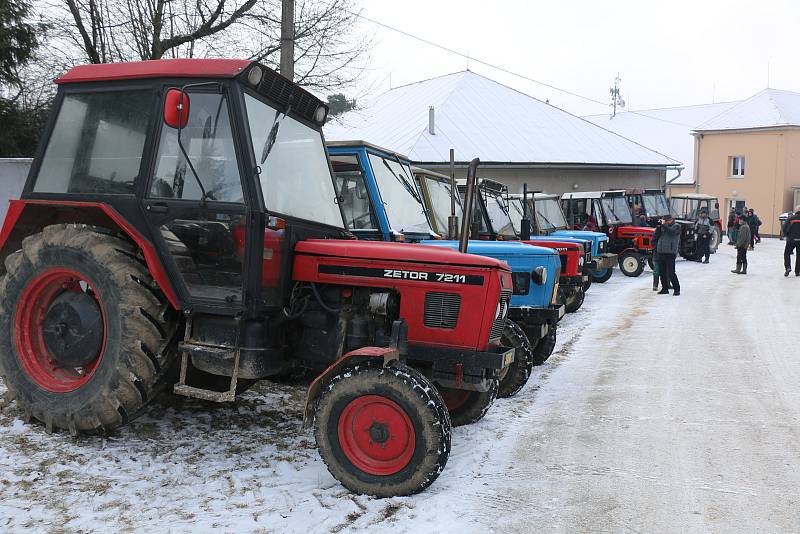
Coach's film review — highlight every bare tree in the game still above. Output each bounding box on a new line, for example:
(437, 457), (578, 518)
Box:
(35, 0), (370, 91)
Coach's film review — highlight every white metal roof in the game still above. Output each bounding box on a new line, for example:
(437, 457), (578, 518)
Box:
(695, 89), (800, 132)
(584, 101), (739, 185)
(325, 70), (679, 168)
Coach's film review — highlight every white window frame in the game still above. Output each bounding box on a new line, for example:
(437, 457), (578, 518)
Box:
(729, 155), (745, 178)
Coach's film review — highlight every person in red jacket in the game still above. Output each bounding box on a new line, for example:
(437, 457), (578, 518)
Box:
(783, 206), (800, 276)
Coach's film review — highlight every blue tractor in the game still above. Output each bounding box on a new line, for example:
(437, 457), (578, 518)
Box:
(327, 142), (564, 421)
(508, 192), (617, 283)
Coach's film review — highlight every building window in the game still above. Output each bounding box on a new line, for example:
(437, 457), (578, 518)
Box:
(729, 155), (745, 177)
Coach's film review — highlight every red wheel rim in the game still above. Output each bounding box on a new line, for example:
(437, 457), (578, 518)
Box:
(338, 395), (416, 476)
(439, 387), (471, 411)
(14, 268), (106, 392)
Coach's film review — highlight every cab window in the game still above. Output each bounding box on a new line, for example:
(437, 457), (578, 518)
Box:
(34, 91), (152, 195)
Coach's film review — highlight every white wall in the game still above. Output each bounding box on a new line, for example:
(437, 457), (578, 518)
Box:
(0, 159), (32, 223)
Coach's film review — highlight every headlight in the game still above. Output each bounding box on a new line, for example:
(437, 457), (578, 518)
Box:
(578, 255), (585, 267)
(531, 266), (548, 286)
(314, 104), (328, 124)
(247, 66), (263, 85)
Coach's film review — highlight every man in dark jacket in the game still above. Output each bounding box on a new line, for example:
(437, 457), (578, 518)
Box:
(656, 214), (681, 296)
(732, 218), (751, 274)
(747, 209), (761, 249)
(783, 206), (800, 276)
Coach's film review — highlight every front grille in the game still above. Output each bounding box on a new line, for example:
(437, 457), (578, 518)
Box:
(489, 289), (513, 342)
(423, 292), (461, 329)
(585, 249), (592, 265)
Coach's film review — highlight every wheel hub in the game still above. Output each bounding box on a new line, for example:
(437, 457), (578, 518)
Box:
(42, 291), (103, 367)
(338, 395), (415, 476)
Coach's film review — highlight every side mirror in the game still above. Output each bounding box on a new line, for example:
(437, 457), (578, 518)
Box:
(164, 89), (190, 129)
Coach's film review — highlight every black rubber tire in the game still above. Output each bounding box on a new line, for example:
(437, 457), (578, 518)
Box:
(582, 276), (592, 292)
(0, 225), (178, 434)
(497, 321), (534, 398)
(532, 324), (557, 366)
(590, 268), (613, 283)
(314, 363), (451, 498)
(619, 252), (645, 277)
(564, 288), (585, 313)
(438, 378), (499, 427)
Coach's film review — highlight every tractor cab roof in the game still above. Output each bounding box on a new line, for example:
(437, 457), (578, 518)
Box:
(327, 140), (411, 162)
(670, 193), (718, 200)
(55, 58), (253, 84)
(562, 190), (625, 200)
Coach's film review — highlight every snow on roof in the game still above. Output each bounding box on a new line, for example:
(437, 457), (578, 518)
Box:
(694, 89), (800, 131)
(325, 70), (678, 168)
(584, 101), (739, 185)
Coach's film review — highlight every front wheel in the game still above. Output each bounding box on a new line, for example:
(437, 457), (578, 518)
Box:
(532, 325), (557, 366)
(582, 276), (592, 292)
(619, 251), (645, 277)
(710, 227), (721, 253)
(314, 363), (451, 497)
(590, 268), (613, 283)
(438, 379), (499, 427)
(564, 288), (585, 313)
(497, 321), (534, 398)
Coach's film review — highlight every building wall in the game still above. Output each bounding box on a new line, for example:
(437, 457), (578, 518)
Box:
(420, 165), (665, 195)
(666, 183), (696, 196)
(0, 159), (31, 223)
(694, 130), (796, 235)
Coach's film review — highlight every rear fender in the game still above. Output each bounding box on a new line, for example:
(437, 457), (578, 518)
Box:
(0, 200), (180, 309)
(303, 346), (400, 426)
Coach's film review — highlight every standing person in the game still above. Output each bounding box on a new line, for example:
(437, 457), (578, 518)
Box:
(732, 217), (751, 274)
(726, 208), (737, 245)
(748, 209), (761, 246)
(656, 214), (681, 296)
(695, 208), (713, 264)
(783, 206), (800, 276)
(652, 221), (662, 291)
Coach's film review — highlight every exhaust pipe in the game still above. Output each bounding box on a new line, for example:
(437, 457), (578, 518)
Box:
(447, 148), (459, 240)
(520, 183), (531, 240)
(459, 157), (480, 253)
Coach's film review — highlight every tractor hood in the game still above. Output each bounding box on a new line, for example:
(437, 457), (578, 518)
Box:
(552, 230), (607, 241)
(523, 238), (582, 251)
(617, 225), (655, 235)
(295, 240), (510, 270)
(420, 240), (558, 258)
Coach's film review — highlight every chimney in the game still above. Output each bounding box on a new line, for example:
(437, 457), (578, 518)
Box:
(428, 106), (435, 135)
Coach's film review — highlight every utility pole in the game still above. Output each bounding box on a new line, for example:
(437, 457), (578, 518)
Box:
(609, 73), (625, 118)
(280, 0), (295, 81)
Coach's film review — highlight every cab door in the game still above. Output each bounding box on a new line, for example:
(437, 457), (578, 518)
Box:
(141, 87), (253, 312)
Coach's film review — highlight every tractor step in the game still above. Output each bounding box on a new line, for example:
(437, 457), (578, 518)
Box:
(177, 341), (235, 360)
(172, 384), (235, 402)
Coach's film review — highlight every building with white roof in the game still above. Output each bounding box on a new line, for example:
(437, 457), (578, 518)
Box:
(325, 70), (680, 195)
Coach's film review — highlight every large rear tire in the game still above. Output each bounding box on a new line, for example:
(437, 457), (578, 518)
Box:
(532, 325), (557, 366)
(0, 225), (178, 434)
(438, 379), (499, 427)
(314, 363), (451, 497)
(497, 321), (534, 398)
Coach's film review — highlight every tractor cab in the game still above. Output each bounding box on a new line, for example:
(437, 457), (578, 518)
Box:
(0, 59), (520, 498)
(507, 192), (617, 283)
(625, 188), (672, 227)
(561, 191), (654, 277)
(327, 142), (565, 367)
(669, 193), (723, 254)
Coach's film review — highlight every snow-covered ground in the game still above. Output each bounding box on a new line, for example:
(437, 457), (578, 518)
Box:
(1, 238), (798, 533)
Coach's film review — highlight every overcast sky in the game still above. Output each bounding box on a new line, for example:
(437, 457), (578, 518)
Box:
(354, 0), (800, 116)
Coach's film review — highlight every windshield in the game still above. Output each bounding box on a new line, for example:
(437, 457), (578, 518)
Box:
(536, 198), (568, 230)
(507, 198), (524, 232)
(483, 191), (517, 237)
(330, 155), (377, 230)
(643, 192), (671, 217)
(420, 174), (461, 235)
(671, 197), (712, 220)
(601, 196), (633, 225)
(368, 153), (432, 234)
(244, 93), (342, 228)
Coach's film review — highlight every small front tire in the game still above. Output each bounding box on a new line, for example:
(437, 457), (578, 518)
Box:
(314, 363), (451, 497)
(438, 379), (499, 427)
(564, 288), (585, 313)
(619, 252), (645, 277)
(532, 325), (557, 366)
(591, 268), (613, 283)
(497, 321), (534, 398)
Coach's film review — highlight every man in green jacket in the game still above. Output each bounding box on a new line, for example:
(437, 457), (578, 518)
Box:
(732, 218), (751, 274)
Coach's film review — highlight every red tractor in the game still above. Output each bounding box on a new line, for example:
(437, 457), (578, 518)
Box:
(561, 191), (654, 277)
(0, 59), (515, 498)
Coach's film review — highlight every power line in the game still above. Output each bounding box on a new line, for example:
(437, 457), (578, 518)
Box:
(352, 10), (697, 128)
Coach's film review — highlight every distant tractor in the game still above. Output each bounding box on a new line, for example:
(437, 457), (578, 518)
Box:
(626, 188), (700, 260)
(561, 191), (654, 277)
(0, 59), (516, 497)
(669, 193), (723, 255)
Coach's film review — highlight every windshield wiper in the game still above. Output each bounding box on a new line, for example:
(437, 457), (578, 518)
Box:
(381, 159), (423, 204)
(261, 104), (291, 164)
